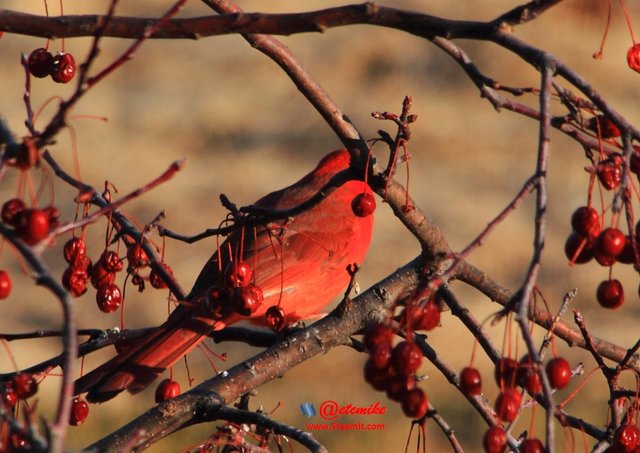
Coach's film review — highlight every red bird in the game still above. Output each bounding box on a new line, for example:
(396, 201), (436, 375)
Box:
(75, 149), (375, 402)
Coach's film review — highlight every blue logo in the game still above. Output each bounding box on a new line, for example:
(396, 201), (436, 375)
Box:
(299, 401), (316, 417)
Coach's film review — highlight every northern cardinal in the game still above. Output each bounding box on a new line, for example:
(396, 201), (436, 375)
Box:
(75, 149), (375, 402)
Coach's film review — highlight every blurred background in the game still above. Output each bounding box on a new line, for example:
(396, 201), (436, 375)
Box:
(1, 0), (640, 451)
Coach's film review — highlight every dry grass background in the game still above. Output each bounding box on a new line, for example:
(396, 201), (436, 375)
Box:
(1, 0), (640, 451)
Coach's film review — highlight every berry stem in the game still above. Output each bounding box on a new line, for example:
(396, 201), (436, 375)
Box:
(593, 2), (612, 59)
(619, 0), (638, 45)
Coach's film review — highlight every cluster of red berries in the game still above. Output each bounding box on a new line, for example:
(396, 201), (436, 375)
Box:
(155, 378), (181, 403)
(1, 198), (58, 245)
(563, 115), (640, 309)
(61, 236), (127, 313)
(468, 356), (571, 452)
(27, 48), (76, 83)
(205, 261), (265, 319)
(362, 324), (429, 419)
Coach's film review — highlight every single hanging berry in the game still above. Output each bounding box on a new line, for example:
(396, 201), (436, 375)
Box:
(96, 283), (123, 313)
(494, 388), (521, 422)
(150, 263), (173, 289)
(588, 115), (621, 138)
(265, 305), (286, 331)
(0, 270), (12, 299)
(351, 193), (376, 217)
(400, 387), (428, 419)
(63, 237), (87, 264)
(224, 261), (253, 288)
(564, 232), (594, 264)
(613, 424), (640, 452)
(69, 397), (90, 426)
(1, 198), (26, 226)
(51, 52), (76, 83)
(17, 208), (50, 245)
(546, 357), (571, 390)
(596, 279), (624, 309)
(411, 298), (440, 331)
(27, 48), (53, 78)
(155, 378), (181, 403)
(231, 284), (263, 316)
(62, 267), (88, 298)
(390, 340), (422, 376)
(483, 426), (507, 453)
(520, 438), (544, 453)
(460, 366), (482, 396)
(627, 43), (640, 73)
(596, 227), (625, 259)
(596, 155), (623, 190)
(570, 206), (600, 238)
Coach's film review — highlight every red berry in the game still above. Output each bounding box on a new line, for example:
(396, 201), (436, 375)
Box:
(51, 52), (76, 83)
(17, 208), (50, 245)
(627, 43), (640, 73)
(150, 263), (173, 289)
(597, 227), (626, 258)
(494, 357), (518, 389)
(564, 233), (594, 264)
(265, 305), (286, 331)
(589, 115), (621, 138)
(1, 198), (26, 226)
(27, 48), (53, 78)
(364, 359), (390, 392)
(494, 388), (522, 422)
(546, 357), (571, 390)
(483, 426), (507, 453)
(386, 374), (415, 402)
(96, 283), (122, 313)
(11, 373), (38, 399)
(596, 279), (624, 309)
(90, 262), (116, 290)
(69, 397), (89, 426)
(369, 343), (392, 370)
(224, 261), (253, 288)
(155, 378), (181, 403)
(520, 438), (544, 453)
(127, 243), (149, 269)
(100, 250), (124, 273)
(411, 299), (440, 331)
(390, 341), (422, 376)
(614, 424), (640, 453)
(460, 366), (482, 396)
(231, 284), (263, 316)
(0, 270), (12, 299)
(363, 323), (394, 352)
(63, 237), (87, 264)
(351, 193), (376, 217)
(571, 206), (601, 238)
(596, 156), (623, 190)
(401, 387), (428, 419)
(62, 267), (88, 298)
